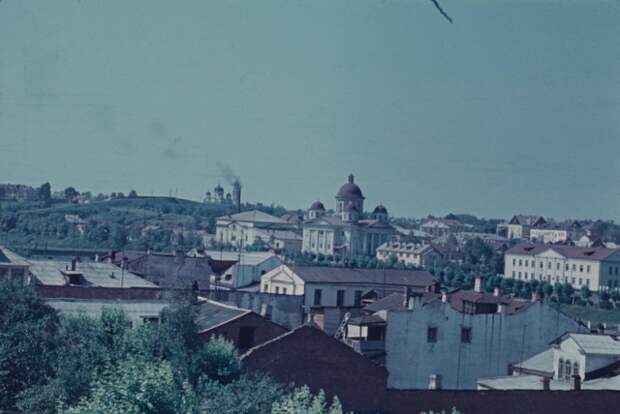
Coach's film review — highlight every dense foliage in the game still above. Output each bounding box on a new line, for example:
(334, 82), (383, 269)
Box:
(0, 281), (344, 414)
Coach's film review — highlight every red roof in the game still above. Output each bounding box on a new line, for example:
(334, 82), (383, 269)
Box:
(506, 242), (620, 261)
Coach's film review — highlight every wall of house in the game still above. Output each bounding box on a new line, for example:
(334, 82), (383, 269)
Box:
(385, 300), (585, 389)
(529, 229), (569, 243)
(241, 326), (388, 414)
(207, 290), (304, 329)
(198, 312), (288, 352)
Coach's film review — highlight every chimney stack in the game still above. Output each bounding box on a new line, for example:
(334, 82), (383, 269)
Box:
(572, 374), (581, 391)
(493, 287), (500, 297)
(441, 291), (448, 303)
(497, 303), (504, 314)
(541, 377), (550, 391)
(71, 258), (77, 271)
(403, 287), (411, 308)
(428, 374), (442, 390)
(233, 179), (242, 214)
(474, 277), (483, 293)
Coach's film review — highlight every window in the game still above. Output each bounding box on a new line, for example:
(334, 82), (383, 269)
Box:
(238, 326), (256, 349)
(525, 260), (529, 267)
(557, 263), (560, 270)
(461, 327), (472, 343)
(275, 286), (280, 294)
(610, 266), (613, 275)
(565, 360), (572, 380)
(572, 264), (576, 271)
(586, 279), (590, 287)
(427, 326), (438, 343)
(558, 358), (564, 378)
(354, 290), (363, 306)
(283, 287), (287, 295)
(547, 262), (552, 269)
(579, 265), (584, 273)
(0, 268), (6, 277)
(586, 265), (591, 273)
(571, 277), (575, 284)
(578, 278), (582, 286)
(567, 264), (570, 271)
(512, 258), (516, 266)
(615, 267), (619, 275)
(518, 259), (522, 266)
(512, 271), (516, 278)
(12, 269), (24, 278)
(540, 262), (544, 269)
(263, 284), (268, 292)
(573, 362), (580, 378)
(336, 290), (345, 307)
(313, 289), (322, 306)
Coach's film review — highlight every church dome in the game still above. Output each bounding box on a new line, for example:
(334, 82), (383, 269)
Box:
(344, 201), (358, 212)
(373, 204), (388, 215)
(336, 174), (364, 199)
(309, 201), (325, 211)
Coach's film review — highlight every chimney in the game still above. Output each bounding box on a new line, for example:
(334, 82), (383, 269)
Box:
(403, 287), (411, 308)
(233, 179), (241, 214)
(497, 303), (504, 314)
(95, 253), (100, 262)
(493, 287), (500, 297)
(428, 374), (442, 390)
(572, 374), (581, 391)
(474, 277), (483, 293)
(541, 377), (550, 391)
(441, 291), (448, 303)
(71, 258), (77, 271)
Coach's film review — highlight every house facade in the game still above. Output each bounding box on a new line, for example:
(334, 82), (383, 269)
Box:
(0, 246), (31, 284)
(376, 241), (442, 267)
(503, 242), (620, 291)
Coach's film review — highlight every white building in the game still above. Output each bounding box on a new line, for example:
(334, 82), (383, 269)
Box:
(477, 333), (620, 391)
(376, 241), (442, 268)
(216, 210), (302, 253)
(419, 218), (464, 237)
(502, 215), (546, 240)
(384, 280), (585, 389)
(503, 242), (620, 291)
(260, 264), (437, 307)
(302, 175), (396, 257)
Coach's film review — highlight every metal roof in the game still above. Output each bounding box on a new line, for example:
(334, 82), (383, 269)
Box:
(29, 259), (157, 288)
(513, 348), (554, 374)
(194, 298), (249, 333)
(289, 266), (436, 287)
(561, 333), (620, 355)
(0, 246), (30, 266)
(506, 242), (620, 261)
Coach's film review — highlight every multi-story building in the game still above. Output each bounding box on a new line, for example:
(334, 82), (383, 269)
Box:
(501, 215), (546, 240)
(503, 242), (620, 291)
(529, 220), (585, 244)
(376, 241), (442, 268)
(383, 279), (585, 389)
(302, 174), (396, 257)
(419, 218), (464, 237)
(216, 210), (302, 252)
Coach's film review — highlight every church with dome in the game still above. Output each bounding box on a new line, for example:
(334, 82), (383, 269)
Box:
(302, 174), (396, 257)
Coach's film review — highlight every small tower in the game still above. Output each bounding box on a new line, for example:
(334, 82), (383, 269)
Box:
(204, 191), (212, 204)
(232, 179), (242, 213)
(372, 204), (388, 223)
(307, 201), (326, 220)
(214, 184), (224, 203)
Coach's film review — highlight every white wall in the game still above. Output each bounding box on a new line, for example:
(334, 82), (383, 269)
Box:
(385, 300), (585, 389)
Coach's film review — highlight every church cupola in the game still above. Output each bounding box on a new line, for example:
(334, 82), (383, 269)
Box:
(335, 173), (364, 215)
(372, 204), (388, 223)
(307, 200), (326, 220)
(341, 202), (360, 223)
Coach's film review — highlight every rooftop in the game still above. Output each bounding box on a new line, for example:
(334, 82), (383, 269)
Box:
(218, 210), (289, 224)
(506, 242), (620, 261)
(194, 298), (250, 333)
(555, 333), (620, 355)
(289, 265), (436, 288)
(0, 246), (30, 267)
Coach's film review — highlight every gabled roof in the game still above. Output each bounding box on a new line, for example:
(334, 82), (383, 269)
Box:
(506, 242), (620, 261)
(288, 265), (436, 288)
(513, 348), (554, 375)
(219, 210), (289, 224)
(447, 288), (534, 315)
(509, 215), (546, 226)
(0, 246), (30, 266)
(554, 333), (620, 355)
(363, 291), (439, 313)
(194, 298), (250, 333)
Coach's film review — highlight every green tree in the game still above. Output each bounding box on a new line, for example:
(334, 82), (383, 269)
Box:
(272, 386), (344, 414)
(0, 281), (58, 410)
(198, 374), (285, 414)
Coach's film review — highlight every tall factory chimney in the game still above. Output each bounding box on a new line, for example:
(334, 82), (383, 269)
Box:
(232, 179), (241, 213)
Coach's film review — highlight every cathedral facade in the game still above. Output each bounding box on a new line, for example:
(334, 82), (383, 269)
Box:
(302, 174), (395, 257)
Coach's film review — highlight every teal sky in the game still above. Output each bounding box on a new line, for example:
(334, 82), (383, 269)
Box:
(1, 0), (619, 221)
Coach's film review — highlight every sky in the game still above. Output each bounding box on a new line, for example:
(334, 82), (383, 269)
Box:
(1, 0), (619, 221)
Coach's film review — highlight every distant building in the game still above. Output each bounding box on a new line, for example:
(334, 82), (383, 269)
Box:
(0, 183), (37, 202)
(216, 210), (302, 253)
(302, 174), (396, 257)
(376, 241), (442, 268)
(502, 215), (546, 240)
(529, 220), (585, 244)
(0, 246), (31, 284)
(384, 279), (585, 389)
(187, 248), (282, 289)
(419, 218), (464, 237)
(477, 333), (620, 391)
(503, 242), (620, 291)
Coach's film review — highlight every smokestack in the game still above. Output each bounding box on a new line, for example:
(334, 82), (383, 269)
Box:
(474, 277), (483, 293)
(233, 179), (241, 213)
(403, 287), (411, 308)
(428, 374), (442, 390)
(441, 291), (448, 303)
(71, 258), (77, 271)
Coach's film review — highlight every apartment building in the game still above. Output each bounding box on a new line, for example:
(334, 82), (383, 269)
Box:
(503, 242), (620, 290)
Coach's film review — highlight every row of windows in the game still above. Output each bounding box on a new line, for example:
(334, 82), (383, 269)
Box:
(313, 289), (363, 307)
(426, 326), (471, 344)
(511, 272), (591, 287)
(558, 358), (579, 381)
(264, 284), (291, 295)
(512, 258), (592, 274)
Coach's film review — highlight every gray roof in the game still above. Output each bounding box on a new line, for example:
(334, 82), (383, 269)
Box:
(506, 242), (620, 261)
(0, 246), (30, 266)
(194, 298), (250, 333)
(557, 333), (620, 355)
(478, 374), (620, 391)
(219, 210), (288, 224)
(513, 348), (554, 374)
(200, 250), (279, 267)
(29, 259), (157, 288)
(290, 266), (436, 287)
